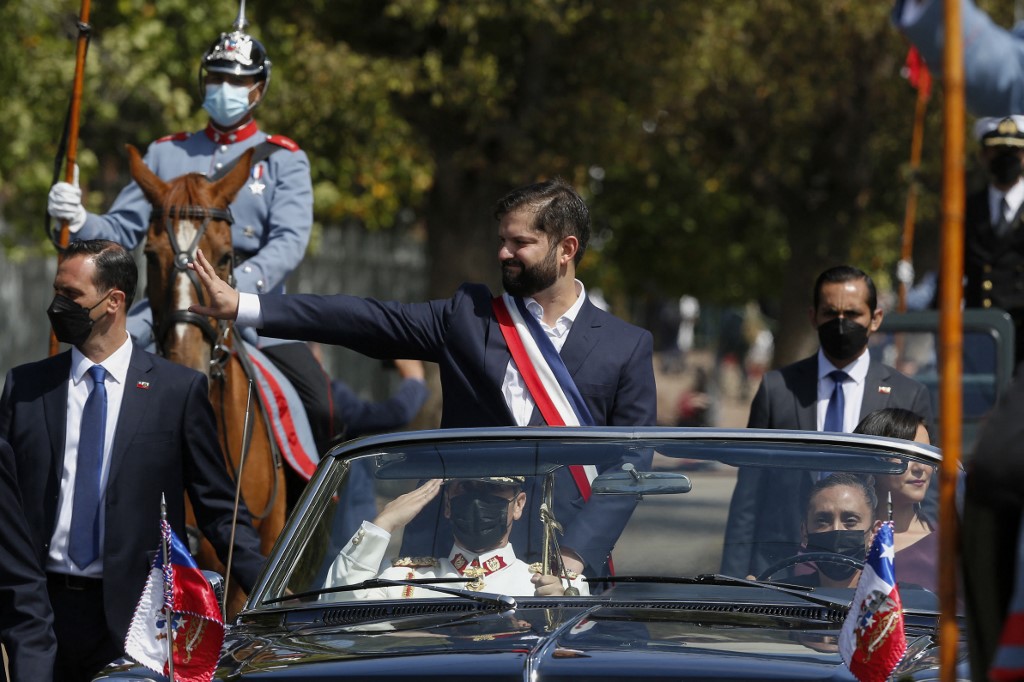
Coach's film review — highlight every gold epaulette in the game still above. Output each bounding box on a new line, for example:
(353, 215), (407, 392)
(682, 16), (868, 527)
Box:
(391, 556), (439, 568)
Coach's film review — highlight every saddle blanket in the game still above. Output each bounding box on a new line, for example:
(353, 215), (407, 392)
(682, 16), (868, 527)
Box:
(242, 341), (319, 481)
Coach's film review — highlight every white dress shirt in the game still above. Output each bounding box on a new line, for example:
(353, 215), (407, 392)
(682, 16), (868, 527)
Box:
(48, 334), (134, 577)
(815, 347), (871, 433)
(988, 179), (1024, 232)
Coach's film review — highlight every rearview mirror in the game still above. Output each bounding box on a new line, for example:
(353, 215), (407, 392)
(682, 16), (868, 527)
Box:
(591, 463), (692, 495)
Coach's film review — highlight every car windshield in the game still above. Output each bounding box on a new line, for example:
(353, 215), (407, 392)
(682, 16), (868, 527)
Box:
(252, 430), (953, 615)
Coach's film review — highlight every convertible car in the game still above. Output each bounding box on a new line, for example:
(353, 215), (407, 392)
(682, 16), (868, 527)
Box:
(95, 427), (967, 680)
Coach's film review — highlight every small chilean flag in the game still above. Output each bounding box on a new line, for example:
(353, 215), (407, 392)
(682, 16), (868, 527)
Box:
(125, 519), (224, 682)
(839, 522), (907, 682)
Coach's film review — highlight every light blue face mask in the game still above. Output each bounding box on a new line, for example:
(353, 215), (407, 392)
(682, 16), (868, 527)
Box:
(202, 82), (255, 127)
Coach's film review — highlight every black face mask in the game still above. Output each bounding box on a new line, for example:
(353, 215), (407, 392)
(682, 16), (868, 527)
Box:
(806, 529), (867, 581)
(817, 317), (869, 362)
(47, 293), (110, 347)
(989, 151), (1023, 186)
(449, 492), (511, 553)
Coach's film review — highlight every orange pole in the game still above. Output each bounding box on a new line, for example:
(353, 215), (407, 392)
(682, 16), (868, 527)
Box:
(898, 85), (929, 313)
(50, 0), (92, 356)
(939, 0), (965, 678)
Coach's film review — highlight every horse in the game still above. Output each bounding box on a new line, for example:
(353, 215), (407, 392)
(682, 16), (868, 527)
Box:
(127, 144), (286, 617)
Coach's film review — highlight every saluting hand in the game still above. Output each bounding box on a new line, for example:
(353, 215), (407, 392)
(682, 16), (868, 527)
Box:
(188, 248), (241, 320)
(372, 478), (443, 534)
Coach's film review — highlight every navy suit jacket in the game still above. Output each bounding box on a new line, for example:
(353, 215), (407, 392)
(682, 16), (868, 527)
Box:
(0, 437), (56, 682)
(258, 283), (657, 574)
(721, 353), (934, 578)
(0, 346), (265, 641)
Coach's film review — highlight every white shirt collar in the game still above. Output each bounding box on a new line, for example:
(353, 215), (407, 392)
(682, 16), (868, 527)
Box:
(449, 542), (518, 569)
(521, 279), (587, 331)
(989, 179), (1024, 223)
(70, 334), (133, 386)
(816, 345), (870, 385)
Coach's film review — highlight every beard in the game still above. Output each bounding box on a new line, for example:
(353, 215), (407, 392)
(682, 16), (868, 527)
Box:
(502, 246), (559, 297)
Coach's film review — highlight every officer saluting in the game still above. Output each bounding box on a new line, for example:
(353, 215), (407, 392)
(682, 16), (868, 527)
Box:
(327, 477), (590, 599)
(47, 3), (335, 451)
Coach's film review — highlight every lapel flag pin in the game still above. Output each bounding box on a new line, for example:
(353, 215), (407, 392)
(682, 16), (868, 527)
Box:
(878, 385), (892, 394)
(136, 381), (151, 390)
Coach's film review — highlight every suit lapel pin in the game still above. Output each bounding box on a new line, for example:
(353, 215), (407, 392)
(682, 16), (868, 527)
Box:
(877, 385), (891, 394)
(136, 381), (151, 389)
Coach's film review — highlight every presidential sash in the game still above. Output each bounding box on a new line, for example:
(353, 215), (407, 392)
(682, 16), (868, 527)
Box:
(492, 294), (596, 499)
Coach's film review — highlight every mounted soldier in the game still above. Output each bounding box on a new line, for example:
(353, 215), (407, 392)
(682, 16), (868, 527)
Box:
(47, 3), (335, 466)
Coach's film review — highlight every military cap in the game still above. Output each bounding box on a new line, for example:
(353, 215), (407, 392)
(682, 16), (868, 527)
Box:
(975, 116), (1024, 147)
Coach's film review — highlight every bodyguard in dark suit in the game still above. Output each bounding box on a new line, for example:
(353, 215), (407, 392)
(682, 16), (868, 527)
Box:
(0, 240), (265, 682)
(721, 265), (932, 579)
(963, 117), (1024, 366)
(0, 437), (56, 682)
(189, 178), (657, 579)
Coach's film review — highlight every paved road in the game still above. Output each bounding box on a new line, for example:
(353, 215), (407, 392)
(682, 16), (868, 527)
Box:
(608, 464), (739, 577)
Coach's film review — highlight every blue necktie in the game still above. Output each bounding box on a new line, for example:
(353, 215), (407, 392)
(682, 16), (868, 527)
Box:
(823, 369), (849, 433)
(69, 365), (107, 569)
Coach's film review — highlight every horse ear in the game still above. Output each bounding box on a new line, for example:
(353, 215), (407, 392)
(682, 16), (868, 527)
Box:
(126, 144), (168, 205)
(211, 148), (256, 206)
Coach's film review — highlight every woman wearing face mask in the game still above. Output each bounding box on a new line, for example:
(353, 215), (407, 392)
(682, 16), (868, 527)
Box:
(794, 473), (878, 589)
(327, 477), (590, 599)
(855, 407), (937, 592)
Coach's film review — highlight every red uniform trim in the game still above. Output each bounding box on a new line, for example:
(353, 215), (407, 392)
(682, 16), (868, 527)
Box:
(265, 135), (301, 152)
(155, 132), (189, 143)
(491, 297), (592, 502)
(204, 120), (259, 145)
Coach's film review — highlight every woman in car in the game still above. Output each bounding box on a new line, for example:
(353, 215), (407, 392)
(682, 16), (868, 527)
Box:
(854, 407), (937, 591)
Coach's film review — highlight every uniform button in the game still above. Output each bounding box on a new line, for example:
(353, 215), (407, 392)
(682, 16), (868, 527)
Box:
(256, 279), (265, 292)
(220, 145), (229, 152)
(984, 264), (993, 273)
(983, 299), (992, 308)
(243, 226), (255, 238)
(243, 265), (253, 274)
(215, 162), (223, 169)
(983, 280), (993, 291)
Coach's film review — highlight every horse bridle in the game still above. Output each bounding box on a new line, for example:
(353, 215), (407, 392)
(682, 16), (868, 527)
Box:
(151, 204), (235, 375)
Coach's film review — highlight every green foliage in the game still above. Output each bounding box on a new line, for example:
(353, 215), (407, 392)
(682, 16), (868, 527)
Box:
(0, 0), (973, 339)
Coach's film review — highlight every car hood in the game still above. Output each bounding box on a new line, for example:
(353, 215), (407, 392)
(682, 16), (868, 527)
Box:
(213, 603), (959, 680)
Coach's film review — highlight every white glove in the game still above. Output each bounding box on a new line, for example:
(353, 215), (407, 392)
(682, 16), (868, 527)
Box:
(896, 259), (915, 286)
(48, 164), (87, 233)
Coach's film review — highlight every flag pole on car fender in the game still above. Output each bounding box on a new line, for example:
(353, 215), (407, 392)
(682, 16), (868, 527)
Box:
(161, 493), (175, 682)
(938, 0), (965, 679)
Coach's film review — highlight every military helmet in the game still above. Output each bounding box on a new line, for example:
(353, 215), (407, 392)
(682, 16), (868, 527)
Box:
(198, 2), (271, 97)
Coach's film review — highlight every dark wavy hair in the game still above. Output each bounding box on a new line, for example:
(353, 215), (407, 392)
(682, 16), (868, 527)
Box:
(494, 178), (591, 265)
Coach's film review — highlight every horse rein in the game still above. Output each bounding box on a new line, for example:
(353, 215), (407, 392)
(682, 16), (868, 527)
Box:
(151, 204), (235, 375)
(150, 203), (283, 520)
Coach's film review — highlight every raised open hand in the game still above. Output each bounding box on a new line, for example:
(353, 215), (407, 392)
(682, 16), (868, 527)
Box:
(188, 248), (241, 320)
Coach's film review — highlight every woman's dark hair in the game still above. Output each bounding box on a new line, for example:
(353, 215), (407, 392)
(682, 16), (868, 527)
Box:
(853, 408), (926, 441)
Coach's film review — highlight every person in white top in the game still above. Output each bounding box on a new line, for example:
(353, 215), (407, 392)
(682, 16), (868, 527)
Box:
(328, 476), (589, 599)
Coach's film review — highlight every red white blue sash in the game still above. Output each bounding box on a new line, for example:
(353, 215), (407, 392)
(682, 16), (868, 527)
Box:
(492, 294), (597, 499)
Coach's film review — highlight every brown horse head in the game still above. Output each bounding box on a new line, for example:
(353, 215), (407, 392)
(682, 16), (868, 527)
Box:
(129, 144), (254, 373)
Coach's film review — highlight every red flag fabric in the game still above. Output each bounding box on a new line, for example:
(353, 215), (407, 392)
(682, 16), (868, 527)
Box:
(903, 47), (933, 99)
(125, 520), (224, 682)
(839, 522), (908, 682)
